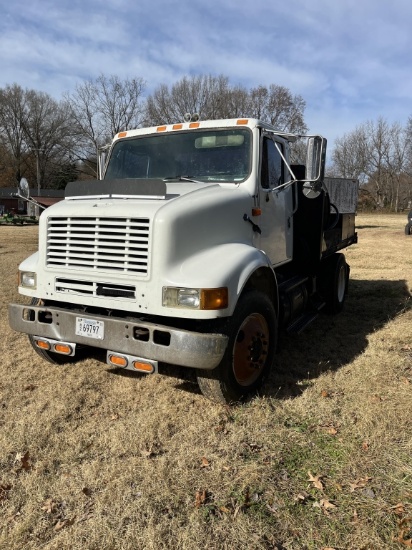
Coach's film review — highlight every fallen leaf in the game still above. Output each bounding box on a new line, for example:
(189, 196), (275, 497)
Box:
(24, 384), (37, 391)
(394, 518), (412, 546)
(15, 451), (31, 472)
(314, 498), (336, 516)
(195, 489), (207, 508)
(82, 487), (92, 497)
(200, 457), (210, 468)
(321, 390), (329, 398)
(349, 477), (372, 492)
(362, 441), (369, 451)
(320, 498), (336, 510)
(308, 471), (324, 490)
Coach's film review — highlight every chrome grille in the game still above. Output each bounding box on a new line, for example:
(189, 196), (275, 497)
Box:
(47, 217), (150, 274)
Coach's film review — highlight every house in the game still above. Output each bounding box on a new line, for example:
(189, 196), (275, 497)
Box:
(0, 188), (65, 216)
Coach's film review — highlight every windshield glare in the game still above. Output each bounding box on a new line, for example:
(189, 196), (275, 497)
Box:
(104, 128), (251, 183)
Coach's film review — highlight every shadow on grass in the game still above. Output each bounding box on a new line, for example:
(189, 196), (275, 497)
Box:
(266, 278), (411, 399)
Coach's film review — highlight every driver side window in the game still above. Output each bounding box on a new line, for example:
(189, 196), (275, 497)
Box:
(261, 137), (284, 189)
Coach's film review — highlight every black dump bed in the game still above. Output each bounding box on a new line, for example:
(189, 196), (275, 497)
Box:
(323, 177), (359, 256)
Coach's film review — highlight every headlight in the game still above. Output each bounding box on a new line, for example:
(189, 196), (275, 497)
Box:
(162, 287), (228, 310)
(20, 271), (37, 289)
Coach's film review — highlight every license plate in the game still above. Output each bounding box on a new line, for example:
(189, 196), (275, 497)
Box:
(75, 317), (104, 340)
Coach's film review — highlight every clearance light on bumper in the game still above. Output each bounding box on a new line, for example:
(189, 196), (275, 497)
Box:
(106, 352), (158, 374)
(162, 287), (228, 310)
(20, 271), (37, 289)
(32, 337), (75, 356)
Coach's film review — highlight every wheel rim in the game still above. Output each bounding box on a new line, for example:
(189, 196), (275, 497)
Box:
(337, 265), (346, 303)
(232, 313), (270, 387)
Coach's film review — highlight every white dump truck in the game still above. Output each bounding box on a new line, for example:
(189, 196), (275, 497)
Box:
(9, 117), (358, 403)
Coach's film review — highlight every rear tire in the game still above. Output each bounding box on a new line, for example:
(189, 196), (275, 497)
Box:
(196, 290), (277, 404)
(405, 223), (412, 235)
(318, 253), (349, 314)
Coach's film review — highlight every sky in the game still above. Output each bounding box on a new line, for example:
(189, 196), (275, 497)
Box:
(1, 0), (411, 151)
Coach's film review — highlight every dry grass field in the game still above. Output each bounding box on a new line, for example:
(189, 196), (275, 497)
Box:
(1, 213), (411, 550)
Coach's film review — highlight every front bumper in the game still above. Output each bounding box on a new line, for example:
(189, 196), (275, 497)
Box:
(9, 303), (228, 370)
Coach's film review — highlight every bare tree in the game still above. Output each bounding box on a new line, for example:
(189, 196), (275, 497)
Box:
(248, 84), (307, 134)
(144, 75), (236, 125)
(144, 76), (307, 134)
(0, 85), (73, 189)
(331, 117), (412, 210)
(22, 90), (75, 189)
(65, 74), (146, 177)
(0, 84), (30, 185)
(330, 125), (369, 182)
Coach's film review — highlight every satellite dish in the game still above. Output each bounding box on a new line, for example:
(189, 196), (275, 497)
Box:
(19, 178), (30, 198)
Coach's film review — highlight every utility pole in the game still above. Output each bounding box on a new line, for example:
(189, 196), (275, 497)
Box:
(32, 148), (41, 217)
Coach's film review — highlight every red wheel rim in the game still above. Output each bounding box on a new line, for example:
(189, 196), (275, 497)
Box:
(232, 313), (270, 386)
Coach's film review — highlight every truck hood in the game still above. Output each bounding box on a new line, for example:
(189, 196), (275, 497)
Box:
(42, 180), (239, 219)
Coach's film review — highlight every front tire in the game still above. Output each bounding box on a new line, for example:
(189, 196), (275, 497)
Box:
(405, 223), (412, 235)
(197, 290), (277, 404)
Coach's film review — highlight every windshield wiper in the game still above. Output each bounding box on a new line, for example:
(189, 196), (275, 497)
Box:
(163, 175), (204, 184)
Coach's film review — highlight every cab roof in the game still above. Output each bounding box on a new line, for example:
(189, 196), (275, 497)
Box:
(112, 118), (299, 143)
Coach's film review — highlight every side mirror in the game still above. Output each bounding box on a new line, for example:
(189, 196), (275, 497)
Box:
(98, 144), (110, 180)
(305, 136), (327, 182)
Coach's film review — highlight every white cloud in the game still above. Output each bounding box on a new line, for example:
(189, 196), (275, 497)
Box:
(0, 0), (412, 149)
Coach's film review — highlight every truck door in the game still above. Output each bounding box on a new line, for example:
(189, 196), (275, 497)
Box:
(258, 135), (293, 266)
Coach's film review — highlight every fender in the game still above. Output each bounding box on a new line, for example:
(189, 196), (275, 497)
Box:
(161, 242), (278, 317)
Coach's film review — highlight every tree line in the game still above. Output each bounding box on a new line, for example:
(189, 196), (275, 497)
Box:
(0, 73), (411, 211)
(0, 74), (306, 190)
(328, 117), (412, 211)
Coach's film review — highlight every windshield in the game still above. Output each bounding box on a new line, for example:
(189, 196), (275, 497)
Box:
(104, 128), (252, 183)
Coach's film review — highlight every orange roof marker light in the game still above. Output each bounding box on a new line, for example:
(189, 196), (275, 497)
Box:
(172, 124), (183, 130)
(236, 119), (249, 125)
(157, 125), (167, 132)
(118, 131), (128, 138)
(189, 122), (200, 128)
